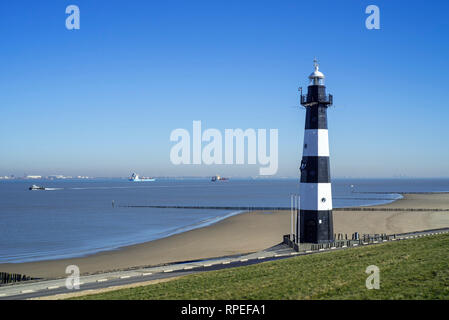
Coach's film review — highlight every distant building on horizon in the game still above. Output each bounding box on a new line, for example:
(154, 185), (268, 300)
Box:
(25, 175), (42, 179)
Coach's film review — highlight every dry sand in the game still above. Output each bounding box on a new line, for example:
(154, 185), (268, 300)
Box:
(1, 193), (448, 279)
(333, 193), (449, 235)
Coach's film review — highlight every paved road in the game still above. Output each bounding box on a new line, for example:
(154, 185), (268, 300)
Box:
(1, 227), (448, 300)
(0, 257), (290, 300)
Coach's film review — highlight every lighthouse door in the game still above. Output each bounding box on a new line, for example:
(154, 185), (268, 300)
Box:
(305, 219), (317, 243)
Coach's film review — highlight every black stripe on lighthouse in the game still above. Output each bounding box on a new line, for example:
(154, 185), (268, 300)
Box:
(305, 105), (328, 129)
(299, 210), (334, 243)
(300, 156), (330, 183)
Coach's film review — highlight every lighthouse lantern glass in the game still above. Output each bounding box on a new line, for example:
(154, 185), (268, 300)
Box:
(310, 77), (324, 86)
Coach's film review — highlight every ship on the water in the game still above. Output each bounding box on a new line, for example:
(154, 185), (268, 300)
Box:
(129, 173), (155, 182)
(29, 185), (46, 191)
(211, 175), (229, 182)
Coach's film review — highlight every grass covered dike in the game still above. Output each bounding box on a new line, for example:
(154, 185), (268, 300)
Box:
(74, 233), (449, 300)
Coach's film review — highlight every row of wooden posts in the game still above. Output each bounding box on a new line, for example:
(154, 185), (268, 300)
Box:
(310, 233), (394, 250)
(334, 232), (390, 241)
(284, 232), (397, 252)
(0, 272), (32, 285)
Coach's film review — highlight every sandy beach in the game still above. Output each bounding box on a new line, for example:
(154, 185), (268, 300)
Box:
(1, 193), (448, 279)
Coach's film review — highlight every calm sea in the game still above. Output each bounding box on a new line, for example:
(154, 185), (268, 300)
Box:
(0, 178), (448, 263)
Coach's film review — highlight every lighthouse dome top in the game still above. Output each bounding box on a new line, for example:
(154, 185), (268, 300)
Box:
(308, 58), (325, 85)
(308, 69), (324, 79)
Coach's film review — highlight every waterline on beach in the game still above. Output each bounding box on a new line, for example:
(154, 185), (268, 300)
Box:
(0, 209), (247, 264)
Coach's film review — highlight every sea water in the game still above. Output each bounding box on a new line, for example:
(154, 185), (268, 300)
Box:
(0, 178), (448, 263)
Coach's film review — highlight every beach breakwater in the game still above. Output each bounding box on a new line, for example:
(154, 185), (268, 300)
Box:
(121, 205), (449, 212)
(0, 272), (35, 285)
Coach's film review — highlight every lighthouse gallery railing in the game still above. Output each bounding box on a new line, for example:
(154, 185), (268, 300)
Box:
(300, 94), (333, 105)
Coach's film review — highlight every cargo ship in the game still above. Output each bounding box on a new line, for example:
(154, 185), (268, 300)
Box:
(129, 173), (155, 182)
(211, 175), (229, 182)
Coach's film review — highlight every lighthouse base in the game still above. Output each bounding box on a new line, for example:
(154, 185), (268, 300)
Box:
(299, 210), (334, 243)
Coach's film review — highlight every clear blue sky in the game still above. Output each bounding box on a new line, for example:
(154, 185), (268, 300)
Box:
(1, 0), (448, 178)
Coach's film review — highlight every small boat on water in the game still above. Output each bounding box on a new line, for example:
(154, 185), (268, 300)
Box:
(211, 175), (229, 182)
(29, 185), (46, 191)
(129, 173), (155, 182)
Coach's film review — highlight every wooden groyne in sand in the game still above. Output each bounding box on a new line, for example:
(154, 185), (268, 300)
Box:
(0, 272), (35, 285)
(120, 205), (449, 212)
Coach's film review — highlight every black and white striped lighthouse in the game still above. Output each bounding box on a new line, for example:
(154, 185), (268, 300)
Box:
(298, 59), (334, 243)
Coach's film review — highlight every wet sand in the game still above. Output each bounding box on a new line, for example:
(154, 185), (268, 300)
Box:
(1, 193), (448, 279)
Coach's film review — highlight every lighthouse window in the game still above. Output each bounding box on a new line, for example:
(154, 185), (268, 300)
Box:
(321, 197), (326, 203)
(304, 143), (308, 149)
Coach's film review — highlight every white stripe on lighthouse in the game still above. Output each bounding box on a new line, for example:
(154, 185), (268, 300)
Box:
(302, 129), (330, 157)
(299, 182), (333, 211)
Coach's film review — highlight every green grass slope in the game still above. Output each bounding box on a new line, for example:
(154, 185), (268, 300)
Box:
(74, 234), (449, 300)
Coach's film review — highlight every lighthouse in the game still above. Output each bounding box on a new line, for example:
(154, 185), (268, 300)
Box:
(298, 59), (334, 243)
